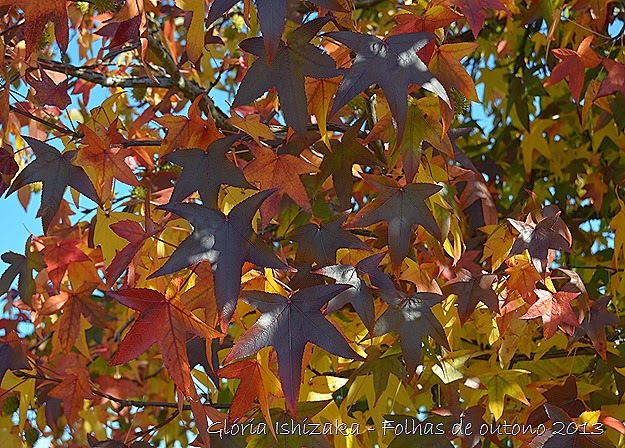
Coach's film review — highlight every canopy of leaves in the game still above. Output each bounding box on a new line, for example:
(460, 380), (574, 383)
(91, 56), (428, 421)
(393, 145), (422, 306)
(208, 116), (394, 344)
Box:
(0, 0), (624, 447)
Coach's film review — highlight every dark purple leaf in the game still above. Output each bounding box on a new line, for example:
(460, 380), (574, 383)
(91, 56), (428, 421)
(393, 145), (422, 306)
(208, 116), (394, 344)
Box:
(224, 284), (363, 416)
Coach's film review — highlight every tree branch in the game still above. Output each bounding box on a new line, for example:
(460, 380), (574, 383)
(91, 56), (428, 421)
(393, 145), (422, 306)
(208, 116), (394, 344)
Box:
(12, 370), (230, 411)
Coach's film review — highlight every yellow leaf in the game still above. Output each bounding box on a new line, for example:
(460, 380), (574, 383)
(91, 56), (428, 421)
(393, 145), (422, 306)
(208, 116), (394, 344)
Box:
(480, 224), (514, 271)
(1, 370), (36, 431)
(175, 0), (205, 63)
(93, 208), (143, 267)
(228, 112), (275, 143)
(479, 369), (530, 420)
(610, 196), (625, 266)
(306, 77), (341, 147)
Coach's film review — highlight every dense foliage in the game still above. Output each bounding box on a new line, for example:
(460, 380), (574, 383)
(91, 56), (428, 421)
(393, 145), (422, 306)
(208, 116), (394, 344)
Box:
(1, 0), (624, 446)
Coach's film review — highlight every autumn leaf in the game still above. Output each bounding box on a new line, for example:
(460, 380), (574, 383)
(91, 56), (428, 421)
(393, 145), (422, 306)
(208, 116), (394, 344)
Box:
(521, 289), (580, 339)
(5, 137), (100, 233)
(479, 368), (530, 420)
(108, 285), (222, 397)
(544, 36), (601, 101)
(0, 241), (44, 305)
(373, 291), (449, 374)
(224, 284), (363, 416)
(39, 282), (105, 353)
(243, 143), (318, 224)
(354, 251), (399, 299)
(207, 1), (345, 62)
(527, 376), (586, 427)
(429, 43), (479, 102)
(392, 7), (460, 37)
(106, 219), (162, 288)
(49, 364), (93, 425)
(41, 237), (90, 290)
(155, 96), (223, 155)
(442, 269), (499, 324)
(315, 263), (377, 332)
(446, 0), (507, 38)
(162, 134), (252, 209)
(149, 189), (291, 329)
(217, 358), (272, 423)
(326, 31), (450, 140)
(233, 18), (338, 134)
(228, 112), (274, 143)
(287, 210), (368, 267)
(569, 296), (619, 360)
(315, 118), (379, 209)
(347, 174), (442, 267)
(595, 59), (625, 99)
(397, 97), (454, 180)
(528, 404), (615, 448)
(305, 76), (341, 146)
(508, 212), (573, 275)
(74, 119), (139, 201)
(0, 332), (30, 384)
(26, 70), (71, 109)
(0, 0), (69, 56)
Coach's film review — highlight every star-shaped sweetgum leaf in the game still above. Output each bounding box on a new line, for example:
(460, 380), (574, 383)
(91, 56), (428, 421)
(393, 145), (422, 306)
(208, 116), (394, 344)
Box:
(105, 219), (162, 288)
(74, 119), (139, 202)
(528, 404), (615, 448)
(148, 189), (291, 329)
(0, 332), (30, 384)
(155, 96), (223, 156)
(569, 296), (619, 360)
(326, 31), (450, 140)
(0, 0), (69, 56)
(596, 59), (625, 99)
(40, 237), (90, 290)
(508, 212), (573, 275)
(354, 251), (399, 299)
(314, 252), (399, 332)
(442, 268), (499, 324)
(234, 18), (339, 134)
(48, 364), (93, 425)
(287, 210), (369, 267)
(5, 137), (99, 233)
(244, 143), (319, 225)
(162, 135), (252, 208)
(347, 174), (442, 267)
(315, 264), (377, 333)
(373, 291), (449, 374)
(527, 376), (586, 427)
(544, 36), (601, 101)
(521, 289), (580, 339)
(39, 282), (106, 353)
(0, 241), (44, 305)
(108, 286), (223, 398)
(444, 0), (507, 39)
(224, 284), (363, 416)
(217, 358), (273, 425)
(315, 118), (379, 210)
(208, 1), (345, 63)
(25, 70), (71, 109)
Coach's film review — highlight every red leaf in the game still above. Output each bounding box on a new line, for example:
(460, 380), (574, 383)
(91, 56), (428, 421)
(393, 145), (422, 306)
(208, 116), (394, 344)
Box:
(521, 289), (580, 339)
(544, 36), (601, 101)
(109, 286), (222, 398)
